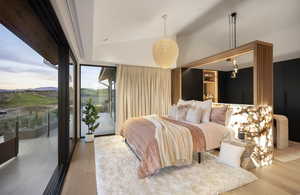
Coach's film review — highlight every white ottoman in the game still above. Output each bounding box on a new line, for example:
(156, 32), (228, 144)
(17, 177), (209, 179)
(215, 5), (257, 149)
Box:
(273, 114), (289, 149)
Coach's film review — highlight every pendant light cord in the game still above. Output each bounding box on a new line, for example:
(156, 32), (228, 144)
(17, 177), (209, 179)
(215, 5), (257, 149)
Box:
(228, 14), (232, 49)
(231, 12), (237, 48)
(162, 14), (168, 37)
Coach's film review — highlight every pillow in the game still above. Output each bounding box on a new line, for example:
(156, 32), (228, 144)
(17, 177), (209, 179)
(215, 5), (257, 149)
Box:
(210, 106), (228, 126)
(176, 105), (189, 121)
(194, 100), (212, 123)
(168, 105), (177, 119)
(177, 99), (194, 107)
(225, 109), (232, 127)
(217, 142), (245, 168)
(186, 106), (202, 123)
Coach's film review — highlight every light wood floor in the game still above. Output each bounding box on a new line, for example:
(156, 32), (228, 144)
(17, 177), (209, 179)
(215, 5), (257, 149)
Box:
(61, 140), (97, 195)
(61, 140), (300, 195)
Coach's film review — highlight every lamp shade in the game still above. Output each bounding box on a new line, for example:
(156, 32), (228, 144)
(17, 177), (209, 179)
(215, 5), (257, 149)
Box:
(152, 38), (179, 68)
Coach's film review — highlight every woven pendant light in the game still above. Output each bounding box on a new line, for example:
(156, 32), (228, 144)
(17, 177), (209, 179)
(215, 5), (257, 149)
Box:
(153, 15), (179, 68)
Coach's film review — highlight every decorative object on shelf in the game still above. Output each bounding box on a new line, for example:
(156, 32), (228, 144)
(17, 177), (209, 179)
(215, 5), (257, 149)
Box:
(153, 14), (179, 69)
(203, 70), (218, 102)
(82, 98), (100, 143)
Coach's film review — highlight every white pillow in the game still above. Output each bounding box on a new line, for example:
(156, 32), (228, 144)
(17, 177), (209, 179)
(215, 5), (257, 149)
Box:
(194, 100), (212, 123)
(168, 105), (177, 119)
(218, 142), (245, 168)
(176, 106), (189, 121)
(186, 107), (202, 123)
(225, 109), (233, 127)
(177, 99), (194, 107)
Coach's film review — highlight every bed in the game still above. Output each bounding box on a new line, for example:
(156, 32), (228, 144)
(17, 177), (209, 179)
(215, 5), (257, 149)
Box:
(120, 114), (231, 178)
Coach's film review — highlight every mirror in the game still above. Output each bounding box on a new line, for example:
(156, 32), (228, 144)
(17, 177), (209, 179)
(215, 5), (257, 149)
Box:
(181, 51), (253, 105)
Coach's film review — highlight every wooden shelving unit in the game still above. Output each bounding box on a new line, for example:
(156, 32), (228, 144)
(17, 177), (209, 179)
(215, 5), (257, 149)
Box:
(203, 70), (218, 102)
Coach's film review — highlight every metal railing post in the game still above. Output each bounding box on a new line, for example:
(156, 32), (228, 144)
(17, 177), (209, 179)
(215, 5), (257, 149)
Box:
(47, 110), (50, 137)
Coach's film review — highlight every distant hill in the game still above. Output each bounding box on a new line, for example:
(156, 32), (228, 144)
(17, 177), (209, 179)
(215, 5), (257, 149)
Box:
(32, 87), (58, 91)
(0, 87), (58, 93)
(0, 89), (12, 93)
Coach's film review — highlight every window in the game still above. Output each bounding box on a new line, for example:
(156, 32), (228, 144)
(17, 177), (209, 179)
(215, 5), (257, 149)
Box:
(69, 55), (76, 155)
(0, 24), (58, 195)
(80, 65), (116, 136)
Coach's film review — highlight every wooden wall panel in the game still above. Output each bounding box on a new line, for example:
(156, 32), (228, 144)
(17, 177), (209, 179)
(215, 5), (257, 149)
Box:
(171, 68), (181, 104)
(253, 43), (273, 106)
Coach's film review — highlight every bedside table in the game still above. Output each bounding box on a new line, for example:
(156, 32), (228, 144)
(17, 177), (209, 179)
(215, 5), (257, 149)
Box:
(231, 139), (256, 170)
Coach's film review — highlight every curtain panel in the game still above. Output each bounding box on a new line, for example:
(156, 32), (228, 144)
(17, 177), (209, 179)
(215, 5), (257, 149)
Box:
(116, 65), (171, 134)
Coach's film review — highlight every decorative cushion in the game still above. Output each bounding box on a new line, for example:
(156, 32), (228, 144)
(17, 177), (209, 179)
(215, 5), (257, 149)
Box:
(217, 142), (245, 168)
(225, 109), (233, 127)
(168, 105), (177, 119)
(230, 140), (256, 170)
(177, 99), (194, 107)
(210, 106), (228, 126)
(194, 100), (212, 123)
(176, 105), (189, 121)
(186, 106), (202, 123)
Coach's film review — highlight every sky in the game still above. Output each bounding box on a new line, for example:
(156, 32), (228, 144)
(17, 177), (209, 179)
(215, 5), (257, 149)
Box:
(0, 24), (58, 90)
(81, 66), (109, 90)
(0, 24), (109, 90)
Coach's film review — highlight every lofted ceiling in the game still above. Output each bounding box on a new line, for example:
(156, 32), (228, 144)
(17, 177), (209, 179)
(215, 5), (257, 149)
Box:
(50, 0), (300, 67)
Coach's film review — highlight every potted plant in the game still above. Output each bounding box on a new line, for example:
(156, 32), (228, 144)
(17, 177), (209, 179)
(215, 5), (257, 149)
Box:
(82, 98), (100, 143)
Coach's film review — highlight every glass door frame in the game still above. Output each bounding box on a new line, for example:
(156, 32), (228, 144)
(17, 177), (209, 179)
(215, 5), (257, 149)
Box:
(79, 64), (116, 138)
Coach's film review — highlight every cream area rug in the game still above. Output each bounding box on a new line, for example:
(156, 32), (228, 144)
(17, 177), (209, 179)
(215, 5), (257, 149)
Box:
(94, 136), (257, 195)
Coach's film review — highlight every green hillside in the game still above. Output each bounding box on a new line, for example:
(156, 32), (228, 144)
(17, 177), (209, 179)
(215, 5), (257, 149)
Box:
(0, 92), (57, 108)
(81, 88), (108, 96)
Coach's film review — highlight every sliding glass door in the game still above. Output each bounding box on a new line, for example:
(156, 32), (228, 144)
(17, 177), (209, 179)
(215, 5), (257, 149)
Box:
(0, 24), (58, 195)
(80, 65), (116, 137)
(69, 55), (77, 157)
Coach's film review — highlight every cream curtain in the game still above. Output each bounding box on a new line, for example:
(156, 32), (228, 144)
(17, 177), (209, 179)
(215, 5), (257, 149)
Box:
(116, 65), (171, 134)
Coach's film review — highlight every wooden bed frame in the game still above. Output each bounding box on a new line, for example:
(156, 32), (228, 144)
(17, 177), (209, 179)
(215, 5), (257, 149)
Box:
(125, 139), (202, 164)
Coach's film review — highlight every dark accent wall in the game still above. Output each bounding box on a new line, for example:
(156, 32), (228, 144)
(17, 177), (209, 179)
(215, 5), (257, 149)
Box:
(274, 58), (300, 142)
(181, 68), (203, 101)
(218, 67), (253, 104)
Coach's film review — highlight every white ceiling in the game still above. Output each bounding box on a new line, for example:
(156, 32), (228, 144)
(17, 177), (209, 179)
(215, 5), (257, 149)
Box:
(50, 0), (300, 67)
(178, 0), (300, 66)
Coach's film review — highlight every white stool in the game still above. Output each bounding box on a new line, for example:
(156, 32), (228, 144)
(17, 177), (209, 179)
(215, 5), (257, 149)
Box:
(273, 114), (289, 149)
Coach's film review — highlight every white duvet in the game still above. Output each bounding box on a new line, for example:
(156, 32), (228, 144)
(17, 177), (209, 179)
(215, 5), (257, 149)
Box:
(184, 121), (233, 150)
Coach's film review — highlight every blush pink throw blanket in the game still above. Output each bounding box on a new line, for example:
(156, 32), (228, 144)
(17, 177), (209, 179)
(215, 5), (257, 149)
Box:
(120, 116), (206, 178)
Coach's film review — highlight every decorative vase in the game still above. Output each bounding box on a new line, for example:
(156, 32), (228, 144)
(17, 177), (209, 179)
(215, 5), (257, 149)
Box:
(85, 134), (94, 143)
